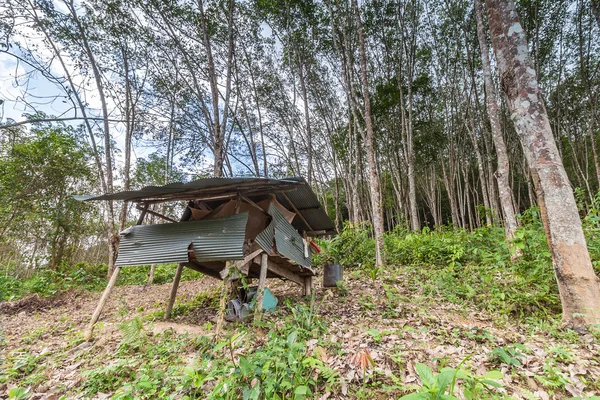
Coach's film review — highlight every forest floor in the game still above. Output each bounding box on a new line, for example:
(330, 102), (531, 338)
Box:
(1, 266), (599, 399)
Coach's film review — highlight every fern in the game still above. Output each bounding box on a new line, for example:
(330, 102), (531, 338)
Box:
(119, 317), (144, 346)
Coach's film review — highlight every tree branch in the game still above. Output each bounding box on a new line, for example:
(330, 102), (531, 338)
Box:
(0, 117), (125, 129)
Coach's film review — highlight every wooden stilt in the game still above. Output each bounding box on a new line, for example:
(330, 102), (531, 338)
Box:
(147, 264), (156, 286)
(165, 263), (184, 320)
(254, 253), (269, 321)
(303, 276), (313, 297)
(84, 266), (121, 341)
(215, 261), (232, 339)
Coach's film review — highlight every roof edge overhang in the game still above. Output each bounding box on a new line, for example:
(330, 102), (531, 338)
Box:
(75, 176), (337, 237)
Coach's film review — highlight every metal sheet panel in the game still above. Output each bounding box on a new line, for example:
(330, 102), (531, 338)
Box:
(116, 213), (248, 266)
(275, 177), (336, 235)
(270, 204), (311, 267)
(255, 220), (274, 253)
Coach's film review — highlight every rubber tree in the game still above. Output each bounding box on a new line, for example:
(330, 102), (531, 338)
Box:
(353, 0), (385, 266)
(485, 0), (600, 329)
(474, 0), (520, 249)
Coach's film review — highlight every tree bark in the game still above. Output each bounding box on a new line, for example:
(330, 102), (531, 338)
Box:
(298, 63), (313, 185)
(64, 0), (117, 278)
(475, 0), (519, 245)
(119, 45), (133, 231)
(353, 0), (385, 266)
(198, 0), (234, 177)
(485, 0), (600, 328)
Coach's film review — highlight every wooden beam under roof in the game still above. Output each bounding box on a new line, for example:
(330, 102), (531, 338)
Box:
(135, 205), (177, 223)
(132, 187), (298, 205)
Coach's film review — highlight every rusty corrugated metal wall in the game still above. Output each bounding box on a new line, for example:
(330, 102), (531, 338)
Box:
(270, 204), (311, 267)
(116, 213), (248, 267)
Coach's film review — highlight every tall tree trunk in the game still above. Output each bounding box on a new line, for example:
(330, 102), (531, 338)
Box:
(298, 63), (313, 184)
(65, 0), (117, 278)
(199, 0), (234, 177)
(485, 0), (600, 328)
(353, 0), (385, 266)
(119, 45), (133, 231)
(466, 109), (493, 226)
(475, 0), (519, 245)
(244, 47), (268, 177)
(25, 0), (107, 197)
(577, 2), (600, 189)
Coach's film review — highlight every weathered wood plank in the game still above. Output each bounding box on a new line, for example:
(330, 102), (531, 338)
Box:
(84, 266), (121, 341)
(165, 263), (184, 319)
(254, 253), (269, 320)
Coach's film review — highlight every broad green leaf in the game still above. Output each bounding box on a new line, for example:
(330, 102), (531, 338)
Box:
(481, 379), (503, 388)
(399, 393), (429, 400)
(287, 331), (298, 346)
(482, 370), (503, 380)
(294, 385), (309, 395)
(436, 369), (455, 392)
(415, 363), (435, 388)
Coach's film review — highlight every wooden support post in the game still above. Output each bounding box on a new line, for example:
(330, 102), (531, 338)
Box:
(147, 264), (156, 286)
(254, 253), (269, 320)
(215, 262), (231, 339)
(135, 206), (178, 223)
(136, 203), (149, 225)
(303, 276), (313, 297)
(84, 266), (121, 341)
(282, 192), (314, 231)
(165, 263), (184, 320)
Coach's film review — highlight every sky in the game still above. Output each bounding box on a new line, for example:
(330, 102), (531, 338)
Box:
(0, 20), (169, 188)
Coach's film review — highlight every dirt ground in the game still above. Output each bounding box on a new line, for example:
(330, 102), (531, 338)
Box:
(1, 271), (599, 399)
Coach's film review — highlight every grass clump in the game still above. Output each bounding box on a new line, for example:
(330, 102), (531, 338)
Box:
(0, 262), (203, 301)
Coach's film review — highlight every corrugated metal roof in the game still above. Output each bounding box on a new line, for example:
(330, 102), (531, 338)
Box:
(270, 204), (311, 268)
(255, 219), (274, 253)
(82, 177), (300, 202)
(116, 213), (248, 266)
(275, 178), (336, 235)
(79, 176), (336, 237)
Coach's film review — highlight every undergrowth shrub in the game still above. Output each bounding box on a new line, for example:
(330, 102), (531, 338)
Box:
(313, 206), (600, 320)
(314, 222), (375, 267)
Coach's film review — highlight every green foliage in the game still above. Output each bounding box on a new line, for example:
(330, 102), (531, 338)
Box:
(83, 325), (190, 398)
(335, 280), (349, 296)
(313, 222), (375, 267)
(0, 123), (101, 269)
(400, 361), (504, 400)
(118, 317), (145, 348)
(8, 387), (31, 400)
(181, 303), (338, 399)
(314, 210), (575, 320)
(0, 262), (204, 301)
(488, 344), (527, 367)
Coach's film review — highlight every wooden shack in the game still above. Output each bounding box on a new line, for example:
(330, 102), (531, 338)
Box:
(80, 177), (335, 339)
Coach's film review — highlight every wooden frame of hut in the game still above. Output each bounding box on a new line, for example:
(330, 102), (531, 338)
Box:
(79, 177), (335, 339)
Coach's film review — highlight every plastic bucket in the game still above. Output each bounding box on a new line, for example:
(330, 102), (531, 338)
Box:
(323, 264), (343, 287)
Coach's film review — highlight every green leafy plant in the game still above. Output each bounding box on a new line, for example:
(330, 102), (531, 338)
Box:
(181, 303), (338, 399)
(336, 280), (349, 296)
(8, 387), (31, 400)
(488, 344), (527, 367)
(400, 361), (503, 400)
